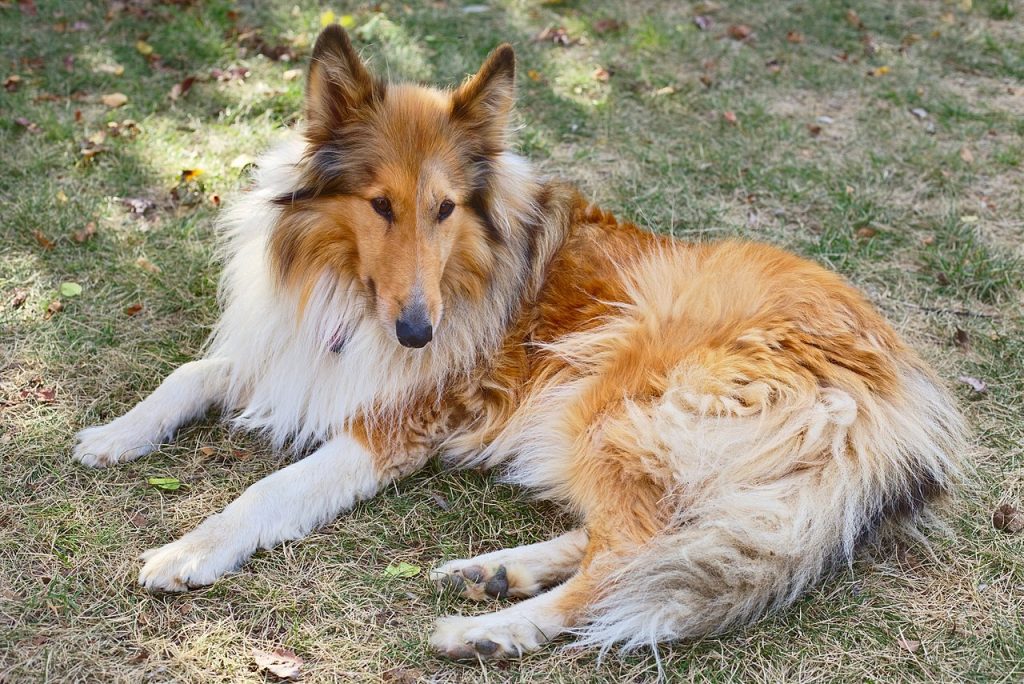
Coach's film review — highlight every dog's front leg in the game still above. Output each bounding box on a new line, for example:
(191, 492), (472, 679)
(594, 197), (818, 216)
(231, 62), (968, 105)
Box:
(138, 432), (388, 592)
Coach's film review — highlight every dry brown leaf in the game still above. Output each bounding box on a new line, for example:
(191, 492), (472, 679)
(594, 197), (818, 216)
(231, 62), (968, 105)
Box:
(693, 16), (712, 31)
(169, 76), (195, 100)
(44, 300), (63, 319)
(593, 18), (623, 34)
(33, 230), (55, 250)
(527, 69), (542, 82)
(282, 68), (302, 81)
(856, 226), (877, 238)
(10, 289), (29, 309)
(727, 24), (752, 41)
(124, 302), (144, 316)
(383, 667), (424, 684)
(252, 648), (303, 680)
(722, 110), (738, 124)
(786, 30), (804, 44)
(897, 637), (921, 653)
(592, 67), (610, 82)
(135, 256), (161, 273)
(4, 74), (21, 91)
(846, 9), (864, 28)
(95, 63), (125, 76)
(135, 40), (154, 56)
(15, 117), (42, 134)
(959, 146), (974, 164)
(993, 504), (1024, 533)
(953, 328), (970, 350)
(101, 92), (128, 108)
(72, 222), (96, 243)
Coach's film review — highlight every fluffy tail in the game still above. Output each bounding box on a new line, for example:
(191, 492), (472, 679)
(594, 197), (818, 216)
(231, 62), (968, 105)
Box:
(573, 361), (966, 651)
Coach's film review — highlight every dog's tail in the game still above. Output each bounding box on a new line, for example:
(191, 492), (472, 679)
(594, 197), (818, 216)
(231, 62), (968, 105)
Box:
(572, 359), (966, 652)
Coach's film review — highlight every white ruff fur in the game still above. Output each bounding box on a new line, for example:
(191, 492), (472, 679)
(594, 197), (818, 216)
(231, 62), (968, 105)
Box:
(207, 134), (539, 450)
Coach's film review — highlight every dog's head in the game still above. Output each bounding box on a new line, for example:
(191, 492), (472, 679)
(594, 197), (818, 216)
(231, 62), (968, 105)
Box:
(271, 26), (517, 349)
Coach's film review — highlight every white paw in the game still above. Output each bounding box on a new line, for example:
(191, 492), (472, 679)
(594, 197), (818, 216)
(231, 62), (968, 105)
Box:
(138, 532), (244, 592)
(431, 560), (517, 600)
(73, 420), (156, 468)
(429, 613), (552, 660)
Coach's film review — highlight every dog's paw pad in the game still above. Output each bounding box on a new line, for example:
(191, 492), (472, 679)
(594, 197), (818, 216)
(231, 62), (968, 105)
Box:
(431, 563), (509, 600)
(429, 615), (546, 660)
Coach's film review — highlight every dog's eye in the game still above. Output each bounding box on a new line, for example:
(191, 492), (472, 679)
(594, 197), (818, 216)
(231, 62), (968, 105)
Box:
(371, 197), (393, 220)
(437, 199), (455, 221)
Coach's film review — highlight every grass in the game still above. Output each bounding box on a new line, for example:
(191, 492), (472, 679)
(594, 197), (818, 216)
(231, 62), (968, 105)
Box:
(2, 0), (1022, 681)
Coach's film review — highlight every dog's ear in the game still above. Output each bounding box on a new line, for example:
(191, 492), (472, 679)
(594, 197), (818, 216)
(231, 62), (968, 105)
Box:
(305, 25), (377, 144)
(450, 44), (516, 154)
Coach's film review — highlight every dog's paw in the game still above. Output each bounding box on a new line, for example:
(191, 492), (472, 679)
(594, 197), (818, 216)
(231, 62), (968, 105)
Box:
(429, 613), (550, 660)
(138, 533), (242, 592)
(73, 420), (155, 468)
(430, 561), (511, 600)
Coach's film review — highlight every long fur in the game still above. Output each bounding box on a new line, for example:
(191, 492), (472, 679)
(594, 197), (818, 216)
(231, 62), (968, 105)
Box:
(75, 27), (968, 659)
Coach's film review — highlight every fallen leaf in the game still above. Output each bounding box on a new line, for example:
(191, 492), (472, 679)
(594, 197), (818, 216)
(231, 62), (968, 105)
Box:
(101, 92), (128, 108)
(135, 40), (154, 56)
(536, 26), (578, 47)
(252, 648), (303, 681)
(807, 124), (822, 137)
(33, 230), (55, 250)
(429, 490), (450, 510)
(958, 375), (987, 394)
(168, 76), (195, 100)
(283, 68), (302, 81)
(56, 190), (69, 204)
(383, 667), (424, 684)
(44, 300), (63, 319)
(135, 257), (161, 273)
(959, 146), (974, 164)
(653, 85), (675, 96)
(693, 15), (712, 31)
(15, 117), (42, 134)
(722, 110), (738, 124)
(867, 65), (890, 77)
(19, 0), (38, 17)
(846, 9), (864, 29)
(786, 30), (804, 43)
(3, 74), (21, 91)
(992, 504), (1024, 533)
(897, 637), (921, 653)
(95, 63), (125, 76)
(211, 66), (250, 82)
(122, 197), (155, 215)
(527, 69), (542, 82)
(727, 24), (752, 41)
(953, 328), (970, 350)
(856, 226), (877, 238)
(124, 302), (144, 316)
(593, 18), (623, 33)
(383, 561), (421, 578)
(180, 168), (203, 182)
(592, 67), (610, 82)
(147, 476), (182, 491)
(10, 289), (28, 309)
(940, 12), (956, 24)
(72, 222), (96, 243)
(59, 282), (82, 298)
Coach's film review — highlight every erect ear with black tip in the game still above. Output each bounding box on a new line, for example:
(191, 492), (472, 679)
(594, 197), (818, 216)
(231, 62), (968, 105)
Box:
(450, 44), (516, 156)
(305, 25), (378, 145)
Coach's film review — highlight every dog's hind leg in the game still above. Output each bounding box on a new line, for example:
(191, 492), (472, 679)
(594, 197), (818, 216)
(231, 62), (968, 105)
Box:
(138, 431), (398, 592)
(430, 528), (588, 600)
(73, 358), (231, 468)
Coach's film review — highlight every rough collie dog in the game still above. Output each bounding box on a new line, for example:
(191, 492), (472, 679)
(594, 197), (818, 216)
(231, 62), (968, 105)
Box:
(74, 26), (965, 659)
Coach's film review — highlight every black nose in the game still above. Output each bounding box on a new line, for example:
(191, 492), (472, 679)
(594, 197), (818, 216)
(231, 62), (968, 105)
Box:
(395, 307), (433, 348)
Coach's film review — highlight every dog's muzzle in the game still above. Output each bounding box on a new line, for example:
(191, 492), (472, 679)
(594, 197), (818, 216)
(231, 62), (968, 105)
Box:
(396, 304), (432, 348)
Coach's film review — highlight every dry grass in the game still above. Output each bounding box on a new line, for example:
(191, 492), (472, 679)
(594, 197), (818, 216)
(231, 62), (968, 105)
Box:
(2, 0), (1022, 682)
